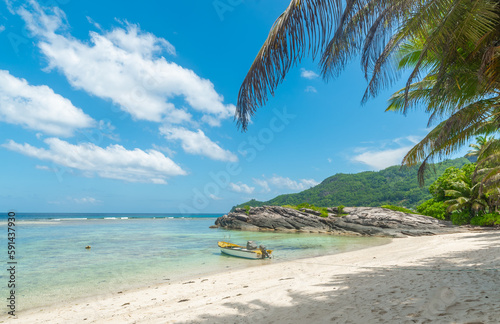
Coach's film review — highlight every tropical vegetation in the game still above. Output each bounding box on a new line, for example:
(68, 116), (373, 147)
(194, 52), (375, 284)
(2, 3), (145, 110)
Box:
(282, 203), (330, 217)
(235, 137), (500, 226)
(380, 205), (417, 214)
(236, 0), (500, 190)
(416, 137), (500, 225)
(232, 157), (469, 211)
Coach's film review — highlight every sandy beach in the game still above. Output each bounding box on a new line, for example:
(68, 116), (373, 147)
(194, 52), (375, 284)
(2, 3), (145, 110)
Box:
(5, 230), (500, 323)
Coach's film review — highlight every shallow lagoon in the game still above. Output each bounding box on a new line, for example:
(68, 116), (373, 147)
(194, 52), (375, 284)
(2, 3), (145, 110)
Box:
(0, 215), (390, 311)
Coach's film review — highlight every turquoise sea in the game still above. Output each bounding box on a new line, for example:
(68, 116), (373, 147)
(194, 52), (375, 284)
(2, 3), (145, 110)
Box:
(0, 213), (390, 312)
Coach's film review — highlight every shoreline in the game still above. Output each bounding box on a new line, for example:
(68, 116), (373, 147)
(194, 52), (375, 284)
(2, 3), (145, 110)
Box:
(4, 230), (500, 323)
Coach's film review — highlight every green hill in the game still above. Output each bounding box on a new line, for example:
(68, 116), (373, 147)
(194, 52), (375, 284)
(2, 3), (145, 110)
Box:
(232, 158), (471, 211)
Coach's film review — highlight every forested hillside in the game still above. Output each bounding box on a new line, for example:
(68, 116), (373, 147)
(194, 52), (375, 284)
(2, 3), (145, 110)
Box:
(232, 158), (470, 210)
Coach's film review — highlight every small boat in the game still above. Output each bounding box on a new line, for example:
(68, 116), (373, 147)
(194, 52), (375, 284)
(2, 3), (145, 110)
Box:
(218, 241), (272, 259)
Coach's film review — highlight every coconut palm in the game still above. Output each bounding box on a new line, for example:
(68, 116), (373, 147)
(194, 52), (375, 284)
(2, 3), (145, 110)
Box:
(236, 0), (500, 131)
(466, 136), (495, 159)
(236, 0), (500, 192)
(384, 28), (500, 182)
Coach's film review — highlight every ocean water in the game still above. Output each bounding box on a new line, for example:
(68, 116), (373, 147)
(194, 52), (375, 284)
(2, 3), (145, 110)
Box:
(0, 213), (390, 311)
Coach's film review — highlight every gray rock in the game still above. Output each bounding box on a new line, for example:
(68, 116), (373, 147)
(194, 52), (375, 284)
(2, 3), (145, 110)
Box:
(299, 208), (322, 216)
(214, 206), (461, 237)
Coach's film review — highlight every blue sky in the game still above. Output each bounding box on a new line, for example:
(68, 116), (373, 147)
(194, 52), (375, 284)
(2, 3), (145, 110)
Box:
(0, 0), (454, 213)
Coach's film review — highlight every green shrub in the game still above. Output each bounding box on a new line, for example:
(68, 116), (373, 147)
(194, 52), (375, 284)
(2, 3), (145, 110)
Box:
(450, 212), (471, 225)
(283, 203), (329, 217)
(470, 213), (500, 226)
(416, 199), (448, 220)
(381, 205), (417, 214)
(244, 205), (250, 215)
(296, 203), (314, 209)
(337, 205), (345, 214)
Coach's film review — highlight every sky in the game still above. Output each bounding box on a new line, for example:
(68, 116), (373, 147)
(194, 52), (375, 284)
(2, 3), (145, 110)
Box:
(0, 0), (459, 213)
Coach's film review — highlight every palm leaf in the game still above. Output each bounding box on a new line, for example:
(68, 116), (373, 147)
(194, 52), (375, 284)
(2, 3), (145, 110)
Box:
(236, 0), (340, 130)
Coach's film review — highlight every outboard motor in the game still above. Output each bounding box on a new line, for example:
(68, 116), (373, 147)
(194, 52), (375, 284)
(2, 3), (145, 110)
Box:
(246, 241), (258, 250)
(259, 245), (270, 259)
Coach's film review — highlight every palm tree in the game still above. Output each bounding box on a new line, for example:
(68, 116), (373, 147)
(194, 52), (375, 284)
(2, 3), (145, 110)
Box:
(466, 136), (494, 159)
(472, 138), (500, 211)
(384, 28), (500, 183)
(236, 1), (500, 191)
(444, 175), (487, 217)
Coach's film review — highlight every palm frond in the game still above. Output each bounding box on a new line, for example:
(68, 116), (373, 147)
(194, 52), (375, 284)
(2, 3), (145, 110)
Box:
(236, 0), (340, 130)
(398, 97), (500, 184)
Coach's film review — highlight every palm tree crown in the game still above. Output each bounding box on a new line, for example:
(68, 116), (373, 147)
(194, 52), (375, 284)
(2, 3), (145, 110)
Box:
(236, 0), (500, 187)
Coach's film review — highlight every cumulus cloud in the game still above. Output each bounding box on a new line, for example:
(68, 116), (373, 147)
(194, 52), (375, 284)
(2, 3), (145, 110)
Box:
(229, 182), (255, 194)
(253, 178), (270, 193)
(18, 3), (234, 125)
(160, 126), (238, 162)
(304, 86), (317, 93)
(151, 144), (176, 158)
(253, 176), (318, 192)
(268, 175), (319, 190)
(300, 68), (319, 79)
(352, 147), (412, 170)
(0, 70), (95, 136)
(352, 135), (423, 170)
(3, 138), (187, 183)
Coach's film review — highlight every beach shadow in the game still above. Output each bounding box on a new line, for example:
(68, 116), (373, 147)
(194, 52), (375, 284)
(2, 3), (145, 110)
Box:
(176, 232), (500, 324)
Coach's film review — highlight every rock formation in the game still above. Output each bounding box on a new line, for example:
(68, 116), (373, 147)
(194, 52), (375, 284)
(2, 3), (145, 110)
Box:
(214, 206), (459, 237)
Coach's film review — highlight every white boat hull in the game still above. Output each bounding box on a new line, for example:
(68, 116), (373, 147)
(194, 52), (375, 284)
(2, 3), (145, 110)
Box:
(220, 247), (265, 259)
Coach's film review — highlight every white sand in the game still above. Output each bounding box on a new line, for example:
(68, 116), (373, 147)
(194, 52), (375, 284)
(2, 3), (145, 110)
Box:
(3, 231), (500, 323)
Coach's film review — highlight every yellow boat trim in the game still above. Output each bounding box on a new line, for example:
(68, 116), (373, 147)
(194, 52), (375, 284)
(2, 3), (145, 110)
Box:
(217, 241), (273, 254)
(218, 241), (241, 248)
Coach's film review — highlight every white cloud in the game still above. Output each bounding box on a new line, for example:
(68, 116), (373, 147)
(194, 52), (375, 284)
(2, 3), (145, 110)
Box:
(300, 178), (321, 188)
(268, 175), (319, 190)
(18, 4), (235, 125)
(304, 86), (317, 93)
(160, 126), (238, 162)
(403, 135), (421, 145)
(209, 194), (222, 200)
(253, 178), (270, 193)
(352, 135), (424, 170)
(300, 68), (319, 79)
(352, 146), (412, 170)
(3, 138), (187, 184)
(327, 158), (332, 163)
(73, 197), (100, 204)
(152, 144), (176, 157)
(86, 16), (102, 30)
(229, 182), (255, 194)
(253, 176), (318, 192)
(35, 165), (50, 170)
(0, 25), (5, 33)
(0, 70), (95, 136)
